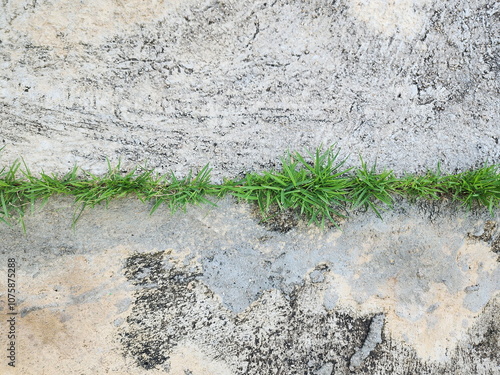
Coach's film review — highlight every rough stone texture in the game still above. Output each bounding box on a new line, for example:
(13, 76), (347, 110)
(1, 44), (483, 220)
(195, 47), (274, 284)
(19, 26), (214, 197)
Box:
(0, 197), (498, 374)
(0, 0), (499, 374)
(0, 0), (499, 179)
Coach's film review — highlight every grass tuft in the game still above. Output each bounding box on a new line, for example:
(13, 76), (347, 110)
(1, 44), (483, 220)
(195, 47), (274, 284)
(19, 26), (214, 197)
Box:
(229, 147), (352, 226)
(348, 157), (396, 218)
(0, 146), (498, 230)
(443, 164), (500, 215)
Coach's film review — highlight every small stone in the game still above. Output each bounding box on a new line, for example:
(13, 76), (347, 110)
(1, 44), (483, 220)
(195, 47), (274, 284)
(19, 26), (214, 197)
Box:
(315, 362), (334, 375)
(310, 270), (325, 283)
(349, 314), (385, 370)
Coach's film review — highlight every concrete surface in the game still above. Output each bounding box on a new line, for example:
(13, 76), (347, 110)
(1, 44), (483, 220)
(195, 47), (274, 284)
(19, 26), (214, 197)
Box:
(0, 197), (498, 374)
(0, 0), (499, 374)
(0, 0), (499, 179)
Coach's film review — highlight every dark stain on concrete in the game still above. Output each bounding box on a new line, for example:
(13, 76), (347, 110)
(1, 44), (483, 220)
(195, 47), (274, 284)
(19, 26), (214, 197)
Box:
(468, 221), (498, 242)
(250, 204), (300, 233)
(119, 249), (500, 374)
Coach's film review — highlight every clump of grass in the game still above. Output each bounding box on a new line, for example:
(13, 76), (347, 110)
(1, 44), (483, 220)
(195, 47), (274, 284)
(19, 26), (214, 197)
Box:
(0, 160), (27, 228)
(0, 146), (498, 230)
(0, 159), (219, 228)
(442, 164), (500, 215)
(393, 166), (446, 201)
(146, 164), (218, 215)
(229, 147), (352, 226)
(348, 157), (396, 218)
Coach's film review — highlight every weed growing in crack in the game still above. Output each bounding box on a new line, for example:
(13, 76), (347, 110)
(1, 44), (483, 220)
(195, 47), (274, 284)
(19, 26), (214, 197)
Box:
(349, 157), (396, 218)
(0, 147), (498, 230)
(229, 147), (352, 227)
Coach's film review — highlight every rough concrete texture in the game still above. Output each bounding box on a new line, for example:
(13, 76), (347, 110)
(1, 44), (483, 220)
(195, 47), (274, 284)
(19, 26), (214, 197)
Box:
(0, 0), (499, 374)
(0, 198), (499, 374)
(0, 0), (499, 179)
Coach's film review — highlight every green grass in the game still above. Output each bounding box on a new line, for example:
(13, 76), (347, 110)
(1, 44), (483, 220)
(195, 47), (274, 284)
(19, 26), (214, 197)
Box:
(228, 147), (352, 227)
(0, 147), (499, 230)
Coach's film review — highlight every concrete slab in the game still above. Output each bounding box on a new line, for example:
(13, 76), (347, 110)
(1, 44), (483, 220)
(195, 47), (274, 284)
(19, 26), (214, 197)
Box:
(0, 0), (499, 373)
(0, 197), (498, 374)
(0, 0), (499, 179)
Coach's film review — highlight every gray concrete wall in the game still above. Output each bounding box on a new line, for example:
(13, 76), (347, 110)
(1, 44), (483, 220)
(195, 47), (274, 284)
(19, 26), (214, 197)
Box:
(0, 0), (499, 374)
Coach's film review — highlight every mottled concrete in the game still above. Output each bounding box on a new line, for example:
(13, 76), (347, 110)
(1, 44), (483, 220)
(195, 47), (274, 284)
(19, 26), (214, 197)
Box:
(0, 0), (499, 373)
(0, 197), (498, 374)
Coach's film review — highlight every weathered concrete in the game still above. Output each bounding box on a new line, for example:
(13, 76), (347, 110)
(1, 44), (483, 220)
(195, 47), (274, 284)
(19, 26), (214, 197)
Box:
(0, 0), (499, 179)
(0, 197), (498, 374)
(0, 0), (499, 373)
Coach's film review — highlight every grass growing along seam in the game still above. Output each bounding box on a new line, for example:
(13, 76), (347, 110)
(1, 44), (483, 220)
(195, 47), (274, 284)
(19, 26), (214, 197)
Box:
(0, 147), (499, 230)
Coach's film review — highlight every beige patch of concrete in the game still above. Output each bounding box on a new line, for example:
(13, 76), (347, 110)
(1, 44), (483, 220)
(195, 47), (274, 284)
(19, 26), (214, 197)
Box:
(0, 246), (161, 375)
(322, 239), (498, 362)
(10, 0), (189, 49)
(168, 342), (235, 375)
(457, 241), (498, 277)
(348, 0), (431, 37)
(384, 284), (471, 361)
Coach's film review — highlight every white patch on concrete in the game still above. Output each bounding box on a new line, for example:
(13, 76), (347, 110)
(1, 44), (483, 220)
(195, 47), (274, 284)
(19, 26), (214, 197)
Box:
(10, 0), (189, 49)
(348, 0), (432, 37)
(168, 342), (235, 375)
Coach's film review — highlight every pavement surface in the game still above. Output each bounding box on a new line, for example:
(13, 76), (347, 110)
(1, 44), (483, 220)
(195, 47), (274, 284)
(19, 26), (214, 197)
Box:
(0, 0), (499, 374)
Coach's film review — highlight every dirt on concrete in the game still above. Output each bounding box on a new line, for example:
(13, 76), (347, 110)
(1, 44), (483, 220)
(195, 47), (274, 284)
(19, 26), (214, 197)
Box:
(0, 197), (498, 374)
(0, 0), (499, 373)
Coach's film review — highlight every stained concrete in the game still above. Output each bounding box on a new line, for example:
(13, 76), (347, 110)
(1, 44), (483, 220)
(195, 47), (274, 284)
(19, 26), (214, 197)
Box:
(0, 197), (498, 374)
(0, 0), (499, 373)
